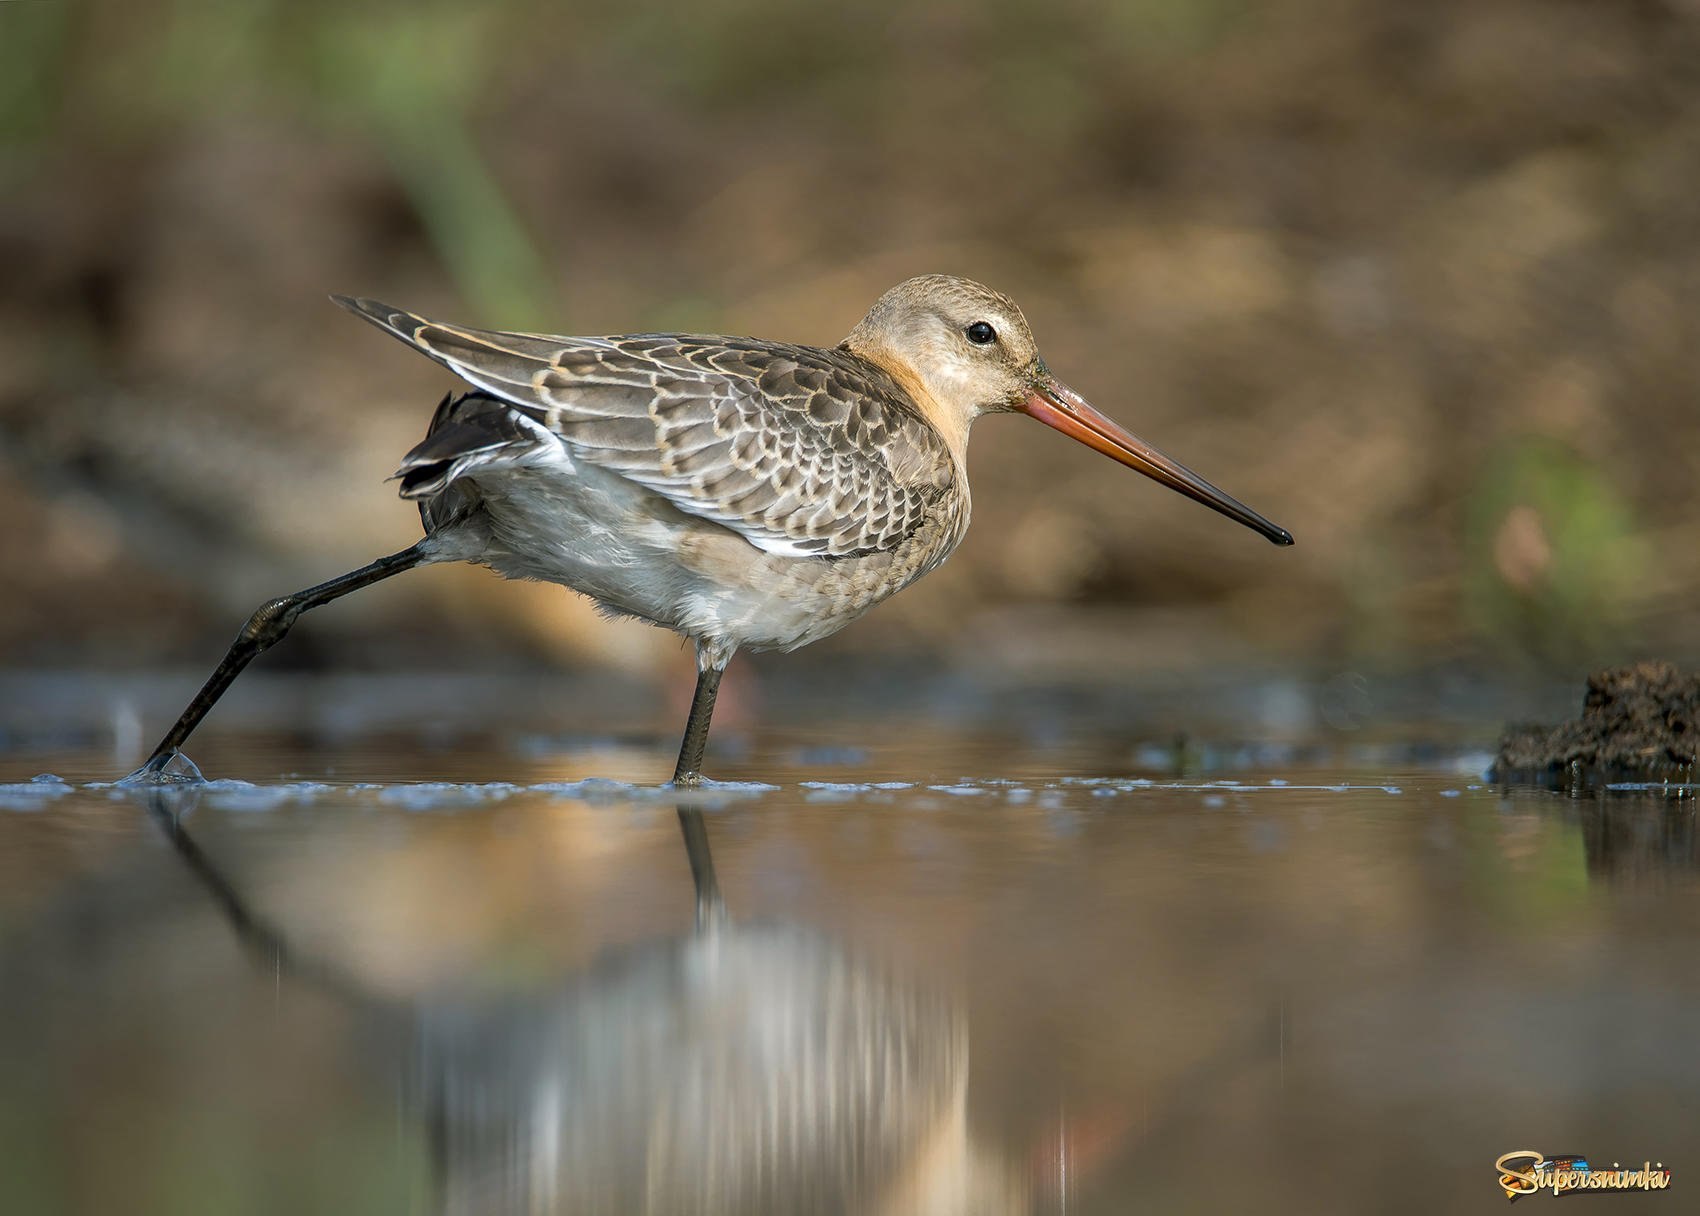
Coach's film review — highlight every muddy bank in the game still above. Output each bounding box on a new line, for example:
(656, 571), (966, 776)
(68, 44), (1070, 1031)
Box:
(1495, 662), (1698, 786)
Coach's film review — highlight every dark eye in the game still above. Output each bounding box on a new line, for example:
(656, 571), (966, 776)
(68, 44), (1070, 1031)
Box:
(965, 321), (997, 346)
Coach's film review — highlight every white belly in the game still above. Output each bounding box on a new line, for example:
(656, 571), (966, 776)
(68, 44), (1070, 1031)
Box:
(429, 464), (864, 654)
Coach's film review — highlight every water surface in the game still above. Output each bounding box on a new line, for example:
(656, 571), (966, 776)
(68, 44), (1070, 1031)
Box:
(0, 671), (1693, 1213)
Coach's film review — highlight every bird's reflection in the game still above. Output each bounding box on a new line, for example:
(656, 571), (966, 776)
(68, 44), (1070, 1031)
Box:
(141, 789), (1015, 1216)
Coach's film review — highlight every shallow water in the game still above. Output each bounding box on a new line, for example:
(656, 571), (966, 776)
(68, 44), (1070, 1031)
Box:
(0, 670), (1694, 1214)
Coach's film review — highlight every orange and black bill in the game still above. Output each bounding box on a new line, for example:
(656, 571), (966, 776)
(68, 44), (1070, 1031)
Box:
(1021, 378), (1294, 546)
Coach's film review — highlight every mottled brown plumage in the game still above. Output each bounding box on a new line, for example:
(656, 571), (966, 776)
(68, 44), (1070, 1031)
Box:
(129, 276), (1292, 785)
(340, 301), (960, 560)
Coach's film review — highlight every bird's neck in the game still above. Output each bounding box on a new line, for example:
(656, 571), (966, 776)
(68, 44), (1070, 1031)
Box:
(846, 342), (976, 474)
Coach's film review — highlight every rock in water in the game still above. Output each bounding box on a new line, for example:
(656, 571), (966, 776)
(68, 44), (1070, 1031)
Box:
(1495, 662), (1699, 785)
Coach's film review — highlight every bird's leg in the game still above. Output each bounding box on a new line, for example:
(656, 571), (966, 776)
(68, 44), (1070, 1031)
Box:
(124, 542), (429, 782)
(670, 651), (728, 787)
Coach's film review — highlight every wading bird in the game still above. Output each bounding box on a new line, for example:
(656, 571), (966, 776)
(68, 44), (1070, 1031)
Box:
(128, 275), (1292, 785)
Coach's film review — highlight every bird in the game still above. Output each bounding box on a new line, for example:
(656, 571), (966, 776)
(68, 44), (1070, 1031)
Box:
(126, 275), (1292, 786)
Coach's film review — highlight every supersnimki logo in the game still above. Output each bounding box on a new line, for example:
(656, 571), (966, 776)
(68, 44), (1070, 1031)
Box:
(1495, 1151), (1672, 1200)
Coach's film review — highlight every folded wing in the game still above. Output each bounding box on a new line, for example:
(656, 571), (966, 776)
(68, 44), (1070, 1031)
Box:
(336, 296), (955, 558)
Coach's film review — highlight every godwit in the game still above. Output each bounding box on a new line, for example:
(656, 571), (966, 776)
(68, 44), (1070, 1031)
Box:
(128, 275), (1292, 785)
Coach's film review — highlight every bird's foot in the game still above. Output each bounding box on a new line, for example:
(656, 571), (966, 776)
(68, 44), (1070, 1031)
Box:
(117, 749), (205, 788)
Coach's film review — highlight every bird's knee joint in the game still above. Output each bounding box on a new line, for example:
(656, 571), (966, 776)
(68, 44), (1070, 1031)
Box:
(240, 597), (299, 647)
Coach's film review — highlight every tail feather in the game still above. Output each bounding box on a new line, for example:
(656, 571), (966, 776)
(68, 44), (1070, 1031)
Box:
(395, 391), (556, 500)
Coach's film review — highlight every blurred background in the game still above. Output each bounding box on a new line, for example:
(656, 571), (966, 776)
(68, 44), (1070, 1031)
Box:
(4, 0), (1698, 688)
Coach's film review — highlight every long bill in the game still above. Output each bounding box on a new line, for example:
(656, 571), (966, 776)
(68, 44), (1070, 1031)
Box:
(1020, 378), (1294, 546)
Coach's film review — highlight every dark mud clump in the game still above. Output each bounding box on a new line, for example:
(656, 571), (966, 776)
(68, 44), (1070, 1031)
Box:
(1495, 662), (1699, 785)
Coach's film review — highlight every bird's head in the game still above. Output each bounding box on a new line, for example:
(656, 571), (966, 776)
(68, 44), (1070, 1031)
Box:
(844, 274), (1293, 546)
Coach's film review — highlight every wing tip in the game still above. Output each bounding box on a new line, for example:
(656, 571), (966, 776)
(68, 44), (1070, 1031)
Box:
(331, 293), (415, 332)
(329, 292), (372, 316)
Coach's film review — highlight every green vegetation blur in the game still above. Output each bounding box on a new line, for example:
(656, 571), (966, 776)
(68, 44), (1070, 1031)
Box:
(2, 0), (1696, 675)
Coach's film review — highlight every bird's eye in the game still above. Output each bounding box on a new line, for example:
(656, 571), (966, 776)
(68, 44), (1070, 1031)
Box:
(965, 321), (997, 346)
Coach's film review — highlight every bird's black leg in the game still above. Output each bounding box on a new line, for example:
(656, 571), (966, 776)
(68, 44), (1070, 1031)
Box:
(670, 662), (725, 786)
(125, 542), (429, 781)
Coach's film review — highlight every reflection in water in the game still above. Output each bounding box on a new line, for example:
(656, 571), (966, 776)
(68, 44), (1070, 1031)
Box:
(143, 791), (1018, 1215)
(422, 924), (971, 1215)
(1578, 799), (1700, 882)
(11, 753), (1698, 1215)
